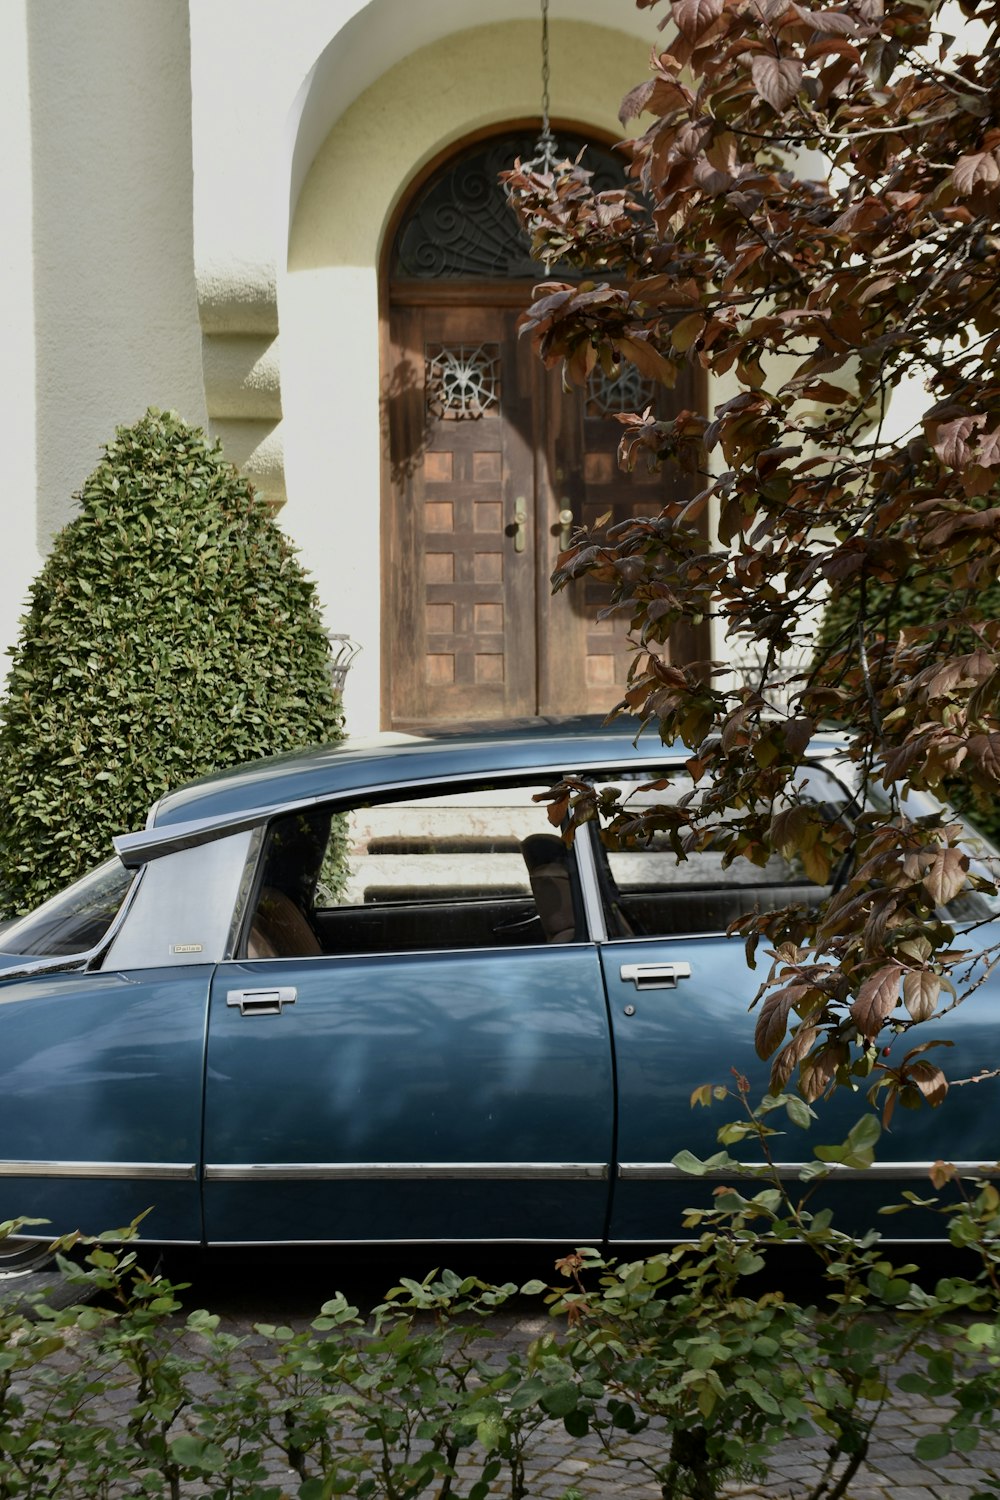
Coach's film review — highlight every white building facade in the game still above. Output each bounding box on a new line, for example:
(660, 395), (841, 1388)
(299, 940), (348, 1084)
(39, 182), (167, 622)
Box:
(1, 1), (928, 735)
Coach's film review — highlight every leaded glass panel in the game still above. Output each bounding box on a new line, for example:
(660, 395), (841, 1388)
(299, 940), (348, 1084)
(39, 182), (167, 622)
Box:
(587, 366), (658, 419)
(392, 131), (625, 281)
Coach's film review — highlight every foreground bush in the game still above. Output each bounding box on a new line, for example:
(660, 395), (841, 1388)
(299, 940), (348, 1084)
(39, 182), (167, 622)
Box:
(0, 410), (343, 916)
(3, 1100), (999, 1500)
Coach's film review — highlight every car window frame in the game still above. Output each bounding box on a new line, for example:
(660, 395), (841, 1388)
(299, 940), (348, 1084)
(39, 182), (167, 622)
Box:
(579, 758), (859, 945)
(232, 771), (610, 963)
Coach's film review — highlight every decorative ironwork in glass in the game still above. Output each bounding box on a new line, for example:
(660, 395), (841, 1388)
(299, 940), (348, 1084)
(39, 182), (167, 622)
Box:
(426, 344), (501, 420)
(587, 365), (657, 419)
(393, 132), (624, 281)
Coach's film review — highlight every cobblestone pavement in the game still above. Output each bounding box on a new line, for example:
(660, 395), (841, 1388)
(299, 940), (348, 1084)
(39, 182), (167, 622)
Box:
(161, 1249), (1000, 1500)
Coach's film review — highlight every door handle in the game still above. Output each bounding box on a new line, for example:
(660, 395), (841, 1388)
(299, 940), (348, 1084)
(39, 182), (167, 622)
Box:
(512, 496), (527, 553)
(557, 505), (574, 549)
(619, 963), (691, 990)
(227, 986), (297, 1017)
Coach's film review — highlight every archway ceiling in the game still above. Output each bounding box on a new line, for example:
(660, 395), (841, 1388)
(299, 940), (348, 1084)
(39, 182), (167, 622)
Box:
(287, 0), (662, 234)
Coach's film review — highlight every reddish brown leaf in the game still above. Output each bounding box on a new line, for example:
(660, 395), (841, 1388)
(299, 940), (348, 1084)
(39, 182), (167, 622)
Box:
(799, 7), (859, 36)
(952, 151), (1000, 196)
(966, 733), (1000, 789)
(799, 1041), (849, 1103)
(904, 1061), (949, 1108)
(673, 0), (724, 43)
(619, 80), (657, 125)
(930, 1161), (958, 1189)
(922, 847), (968, 907)
(902, 970), (941, 1022)
(928, 413), (986, 468)
(804, 37), (860, 63)
(755, 982), (809, 1058)
(769, 1024), (819, 1093)
(617, 336), (674, 382)
(851, 964), (902, 1039)
(750, 54), (804, 111)
(975, 427), (1000, 468)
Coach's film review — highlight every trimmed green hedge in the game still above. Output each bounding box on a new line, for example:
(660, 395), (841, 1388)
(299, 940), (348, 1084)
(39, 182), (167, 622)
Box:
(815, 573), (1000, 843)
(0, 410), (343, 917)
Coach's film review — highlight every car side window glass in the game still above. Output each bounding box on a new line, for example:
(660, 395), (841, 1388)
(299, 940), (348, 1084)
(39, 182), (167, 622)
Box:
(245, 784), (586, 958)
(0, 858), (136, 958)
(594, 767), (848, 939)
(865, 783), (1000, 923)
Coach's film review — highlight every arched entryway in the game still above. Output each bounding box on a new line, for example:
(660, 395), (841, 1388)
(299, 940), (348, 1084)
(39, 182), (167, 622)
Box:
(381, 128), (704, 730)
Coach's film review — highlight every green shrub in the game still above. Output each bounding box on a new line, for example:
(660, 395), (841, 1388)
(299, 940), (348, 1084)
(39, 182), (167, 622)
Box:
(815, 571), (1000, 843)
(0, 410), (344, 917)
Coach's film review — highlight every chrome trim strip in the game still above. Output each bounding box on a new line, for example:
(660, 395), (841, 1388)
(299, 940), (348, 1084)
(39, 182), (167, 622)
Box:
(0, 1160), (197, 1181)
(116, 802), (295, 866)
(210, 1236), (593, 1247)
(619, 1161), (1000, 1182)
(225, 822), (267, 961)
(206, 1161), (609, 1182)
(575, 824), (608, 943)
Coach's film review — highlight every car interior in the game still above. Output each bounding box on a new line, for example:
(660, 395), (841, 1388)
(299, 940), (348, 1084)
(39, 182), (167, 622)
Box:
(243, 776), (836, 960)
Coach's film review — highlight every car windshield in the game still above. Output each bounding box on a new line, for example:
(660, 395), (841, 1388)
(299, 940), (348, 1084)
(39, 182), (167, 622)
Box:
(0, 858), (137, 958)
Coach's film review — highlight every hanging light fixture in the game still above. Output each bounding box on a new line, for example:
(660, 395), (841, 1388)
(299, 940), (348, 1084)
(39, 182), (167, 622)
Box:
(521, 0), (560, 178)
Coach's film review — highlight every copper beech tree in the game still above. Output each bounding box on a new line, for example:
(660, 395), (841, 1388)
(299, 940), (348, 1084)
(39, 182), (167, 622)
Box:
(505, 0), (1000, 1118)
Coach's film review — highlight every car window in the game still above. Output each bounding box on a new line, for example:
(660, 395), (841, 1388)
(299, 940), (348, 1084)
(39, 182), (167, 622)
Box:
(593, 765), (848, 939)
(244, 783), (586, 958)
(866, 783), (1000, 923)
(0, 858), (136, 958)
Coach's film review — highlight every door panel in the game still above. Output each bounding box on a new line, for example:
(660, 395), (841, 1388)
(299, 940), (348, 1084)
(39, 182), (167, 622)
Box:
(539, 364), (705, 715)
(386, 290), (708, 728)
(0, 968), (209, 1242)
(387, 302), (538, 726)
(602, 936), (1000, 1242)
(203, 946), (614, 1243)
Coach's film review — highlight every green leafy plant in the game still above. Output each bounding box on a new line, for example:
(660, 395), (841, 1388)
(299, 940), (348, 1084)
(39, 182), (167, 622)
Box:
(2, 1157), (1000, 1500)
(0, 409), (343, 916)
(815, 577), (1000, 842)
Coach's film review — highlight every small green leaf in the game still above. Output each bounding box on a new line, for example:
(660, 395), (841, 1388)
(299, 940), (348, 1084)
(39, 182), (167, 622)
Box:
(915, 1432), (952, 1461)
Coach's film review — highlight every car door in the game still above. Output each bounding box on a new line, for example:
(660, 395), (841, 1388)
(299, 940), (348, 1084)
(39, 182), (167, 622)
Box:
(0, 835), (256, 1246)
(589, 767), (1000, 1243)
(0, 966), (210, 1244)
(202, 780), (616, 1244)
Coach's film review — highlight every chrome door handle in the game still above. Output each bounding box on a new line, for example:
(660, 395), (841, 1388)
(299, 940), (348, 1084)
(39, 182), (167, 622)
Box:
(557, 505), (574, 549)
(227, 986), (297, 1016)
(619, 963), (691, 990)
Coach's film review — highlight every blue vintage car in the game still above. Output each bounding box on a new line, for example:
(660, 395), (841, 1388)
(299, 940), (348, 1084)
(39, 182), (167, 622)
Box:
(0, 719), (997, 1286)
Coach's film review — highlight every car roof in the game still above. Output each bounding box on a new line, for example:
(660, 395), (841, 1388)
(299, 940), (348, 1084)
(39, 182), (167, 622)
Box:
(144, 716), (848, 834)
(147, 717), (661, 831)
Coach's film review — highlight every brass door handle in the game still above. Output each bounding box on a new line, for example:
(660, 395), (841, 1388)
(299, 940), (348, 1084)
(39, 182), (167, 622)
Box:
(512, 496), (527, 553)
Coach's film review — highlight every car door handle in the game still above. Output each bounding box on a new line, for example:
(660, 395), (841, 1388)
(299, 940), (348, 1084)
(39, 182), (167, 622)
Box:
(619, 963), (691, 990)
(227, 986), (297, 1017)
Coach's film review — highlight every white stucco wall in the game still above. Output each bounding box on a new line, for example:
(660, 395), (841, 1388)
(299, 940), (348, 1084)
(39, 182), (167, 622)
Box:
(28, 1), (207, 549)
(189, 0), (663, 288)
(188, 0), (666, 582)
(0, 0), (40, 676)
(282, 16), (653, 732)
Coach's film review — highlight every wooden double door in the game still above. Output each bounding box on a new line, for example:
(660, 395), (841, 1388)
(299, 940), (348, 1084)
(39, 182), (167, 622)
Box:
(385, 288), (701, 729)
